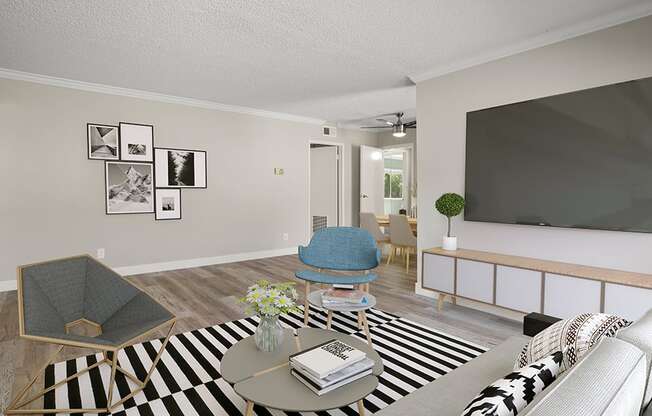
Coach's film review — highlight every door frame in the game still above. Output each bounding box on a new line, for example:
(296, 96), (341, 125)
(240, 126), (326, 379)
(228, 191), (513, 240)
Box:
(307, 139), (346, 240)
(382, 142), (415, 216)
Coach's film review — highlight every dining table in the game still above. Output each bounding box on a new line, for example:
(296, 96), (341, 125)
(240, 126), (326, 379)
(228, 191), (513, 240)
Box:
(375, 215), (417, 232)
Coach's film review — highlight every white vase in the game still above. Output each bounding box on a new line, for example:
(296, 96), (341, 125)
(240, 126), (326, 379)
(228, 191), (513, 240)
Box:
(442, 236), (458, 251)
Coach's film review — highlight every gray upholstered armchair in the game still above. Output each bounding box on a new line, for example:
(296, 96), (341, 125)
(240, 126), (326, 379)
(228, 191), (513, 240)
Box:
(7, 255), (176, 415)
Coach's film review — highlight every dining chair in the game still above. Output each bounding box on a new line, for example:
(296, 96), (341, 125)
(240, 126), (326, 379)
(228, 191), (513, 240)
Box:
(388, 214), (417, 273)
(359, 212), (390, 254)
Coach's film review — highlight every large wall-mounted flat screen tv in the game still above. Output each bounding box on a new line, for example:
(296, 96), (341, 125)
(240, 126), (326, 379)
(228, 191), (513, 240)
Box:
(465, 76), (652, 233)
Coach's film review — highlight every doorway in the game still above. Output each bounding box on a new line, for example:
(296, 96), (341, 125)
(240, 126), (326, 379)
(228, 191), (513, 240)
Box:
(382, 144), (415, 217)
(309, 141), (344, 235)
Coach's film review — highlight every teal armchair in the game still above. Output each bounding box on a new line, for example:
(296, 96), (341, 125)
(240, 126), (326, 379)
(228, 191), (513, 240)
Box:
(296, 227), (381, 325)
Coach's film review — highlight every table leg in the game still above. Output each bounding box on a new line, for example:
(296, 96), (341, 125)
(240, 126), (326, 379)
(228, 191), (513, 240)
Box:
(327, 310), (333, 329)
(357, 399), (366, 416)
(361, 312), (372, 346)
(357, 311), (363, 329)
(304, 282), (311, 326)
(245, 400), (254, 416)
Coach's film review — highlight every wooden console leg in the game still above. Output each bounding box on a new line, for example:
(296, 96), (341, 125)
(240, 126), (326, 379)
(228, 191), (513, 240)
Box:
(437, 293), (446, 312)
(245, 400), (254, 416)
(304, 282), (311, 326)
(357, 399), (366, 416)
(327, 310), (333, 329)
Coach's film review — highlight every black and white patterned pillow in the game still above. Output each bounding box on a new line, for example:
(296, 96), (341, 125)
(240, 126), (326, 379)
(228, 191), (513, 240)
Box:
(462, 351), (563, 416)
(515, 313), (630, 371)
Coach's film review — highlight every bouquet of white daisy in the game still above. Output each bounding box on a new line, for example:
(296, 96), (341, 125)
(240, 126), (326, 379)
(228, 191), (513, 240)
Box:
(241, 280), (300, 317)
(241, 280), (300, 352)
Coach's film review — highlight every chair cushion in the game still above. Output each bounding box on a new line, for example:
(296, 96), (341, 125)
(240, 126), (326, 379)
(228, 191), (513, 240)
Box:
(20, 255), (174, 349)
(101, 292), (174, 345)
(22, 257), (87, 324)
(84, 258), (140, 324)
(295, 269), (378, 284)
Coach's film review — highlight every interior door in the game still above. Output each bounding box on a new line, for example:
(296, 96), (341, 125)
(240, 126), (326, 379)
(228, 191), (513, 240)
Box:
(360, 145), (384, 215)
(310, 146), (339, 228)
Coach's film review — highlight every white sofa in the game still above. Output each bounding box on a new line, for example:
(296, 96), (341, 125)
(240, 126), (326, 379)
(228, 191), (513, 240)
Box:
(377, 310), (652, 416)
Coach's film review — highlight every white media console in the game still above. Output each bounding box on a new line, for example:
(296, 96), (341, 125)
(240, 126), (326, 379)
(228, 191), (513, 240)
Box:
(421, 247), (652, 321)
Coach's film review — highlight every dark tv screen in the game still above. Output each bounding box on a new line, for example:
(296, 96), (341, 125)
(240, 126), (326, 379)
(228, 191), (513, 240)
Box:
(465, 76), (652, 233)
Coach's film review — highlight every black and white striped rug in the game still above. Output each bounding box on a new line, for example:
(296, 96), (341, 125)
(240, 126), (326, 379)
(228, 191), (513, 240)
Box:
(43, 308), (487, 415)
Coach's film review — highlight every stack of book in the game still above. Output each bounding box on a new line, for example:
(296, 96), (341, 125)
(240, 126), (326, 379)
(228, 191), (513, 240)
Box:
(321, 287), (368, 308)
(290, 339), (374, 395)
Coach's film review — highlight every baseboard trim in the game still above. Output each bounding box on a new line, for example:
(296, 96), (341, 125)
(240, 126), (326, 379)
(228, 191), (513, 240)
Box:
(0, 247), (298, 292)
(114, 247), (298, 276)
(0, 280), (17, 292)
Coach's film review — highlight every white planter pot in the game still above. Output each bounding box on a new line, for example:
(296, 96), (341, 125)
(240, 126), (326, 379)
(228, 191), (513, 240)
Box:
(442, 236), (458, 251)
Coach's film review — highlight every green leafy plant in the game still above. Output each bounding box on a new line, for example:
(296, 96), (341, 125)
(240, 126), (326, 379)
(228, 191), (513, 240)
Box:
(435, 193), (465, 237)
(240, 280), (300, 317)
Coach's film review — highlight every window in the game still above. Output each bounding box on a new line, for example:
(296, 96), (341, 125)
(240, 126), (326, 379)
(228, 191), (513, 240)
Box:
(384, 169), (403, 199)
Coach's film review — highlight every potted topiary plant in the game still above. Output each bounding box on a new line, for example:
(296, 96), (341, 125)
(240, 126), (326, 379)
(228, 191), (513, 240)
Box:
(435, 193), (465, 250)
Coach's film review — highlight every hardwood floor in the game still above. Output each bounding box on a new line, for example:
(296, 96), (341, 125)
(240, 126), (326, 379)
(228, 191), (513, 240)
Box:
(0, 253), (520, 413)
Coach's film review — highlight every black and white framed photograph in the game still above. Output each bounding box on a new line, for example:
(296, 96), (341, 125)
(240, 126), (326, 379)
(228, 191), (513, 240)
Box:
(155, 188), (182, 220)
(105, 161), (154, 214)
(119, 122), (154, 162)
(154, 147), (207, 188)
(87, 123), (119, 160)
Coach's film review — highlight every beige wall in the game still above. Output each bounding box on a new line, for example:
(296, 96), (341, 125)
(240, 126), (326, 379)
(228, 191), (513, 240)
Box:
(417, 15), (652, 287)
(0, 79), (378, 284)
(377, 129), (416, 148)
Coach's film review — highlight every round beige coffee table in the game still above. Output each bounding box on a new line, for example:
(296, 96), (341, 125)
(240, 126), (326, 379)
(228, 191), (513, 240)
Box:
(308, 289), (376, 345)
(221, 327), (383, 416)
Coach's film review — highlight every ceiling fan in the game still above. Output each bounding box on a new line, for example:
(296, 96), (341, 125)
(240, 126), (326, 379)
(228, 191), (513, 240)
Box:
(360, 112), (416, 138)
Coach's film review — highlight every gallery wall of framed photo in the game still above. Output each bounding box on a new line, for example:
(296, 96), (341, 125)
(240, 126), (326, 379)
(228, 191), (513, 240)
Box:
(87, 122), (206, 220)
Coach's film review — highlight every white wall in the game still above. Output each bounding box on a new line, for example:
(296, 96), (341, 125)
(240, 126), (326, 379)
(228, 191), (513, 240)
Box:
(0, 78), (378, 285)
(417, 15), (652, 289)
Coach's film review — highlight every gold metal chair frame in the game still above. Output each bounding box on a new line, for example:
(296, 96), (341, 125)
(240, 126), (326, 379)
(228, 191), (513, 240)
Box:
(6, 255), (177, 415)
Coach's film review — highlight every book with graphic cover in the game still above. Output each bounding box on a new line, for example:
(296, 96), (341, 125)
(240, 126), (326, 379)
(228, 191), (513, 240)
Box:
(289, 339), (366, 379)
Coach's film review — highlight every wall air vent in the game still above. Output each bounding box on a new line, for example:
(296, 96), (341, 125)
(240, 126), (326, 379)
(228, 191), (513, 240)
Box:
(322, 125), (337, 137)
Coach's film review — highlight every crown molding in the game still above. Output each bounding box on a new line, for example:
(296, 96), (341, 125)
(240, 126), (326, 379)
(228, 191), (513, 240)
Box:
(409, 4), (652, 83)
(0, 68), (325, 125)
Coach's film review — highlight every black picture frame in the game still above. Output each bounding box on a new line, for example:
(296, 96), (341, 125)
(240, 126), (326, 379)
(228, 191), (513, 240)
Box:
(105, 161), (154, 215)
(154, 147), (207, 189)
(154, 188), (182, 220)
(119, 122), (154, 162)
(87, 123), (119, 160)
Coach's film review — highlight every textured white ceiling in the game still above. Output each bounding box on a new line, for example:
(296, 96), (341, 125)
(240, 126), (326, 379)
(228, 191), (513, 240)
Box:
(1, 0), (651, 126)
